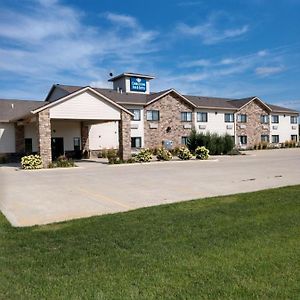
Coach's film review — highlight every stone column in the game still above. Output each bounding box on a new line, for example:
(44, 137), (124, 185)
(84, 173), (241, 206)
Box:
(119, 111), (131, 160)
(15, 123), (25, 154)
(81, 122), (89, 158)
(37, 109), (52, 168)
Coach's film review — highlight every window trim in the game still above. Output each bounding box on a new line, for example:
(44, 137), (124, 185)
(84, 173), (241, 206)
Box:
(129, 109), (141, 121)
(261, 135), (269, 142)
(271, 135), (279, 143)
(239, 135), (247, 145)
(260, 115), (269, 124)
(271, 115), (279, 124)
(237, 114), (247, 123)
(146, 110), (160, 121)
(291, 116), (298, 124)
(197, 112), (208, 122)
(181, 136), (189, 145)
(131, 137), (142, 148)
(181, 112), (192, 122)
(224, 113), (234, 123)
(291, 135), (298, 142)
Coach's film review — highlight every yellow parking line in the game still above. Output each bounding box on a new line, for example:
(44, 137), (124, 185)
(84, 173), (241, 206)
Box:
(77, 187), (132, 209)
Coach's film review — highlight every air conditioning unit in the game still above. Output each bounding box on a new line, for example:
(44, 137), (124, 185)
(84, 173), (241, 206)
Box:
(272, 126), (278, 130)
(199, 125), (206, 129)
(240, 124), (246, 129)
(292, 126), (297, 130)
(226, 125), (233, 129)
(183, 124), (192, 129)
(149, 123), (158, 129)
(131, 124), (139, 129)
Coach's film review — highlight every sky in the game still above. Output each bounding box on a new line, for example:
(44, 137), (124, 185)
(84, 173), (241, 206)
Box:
(0, 0), (300, 111)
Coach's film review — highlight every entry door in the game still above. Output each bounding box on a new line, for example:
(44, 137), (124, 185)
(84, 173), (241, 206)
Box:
(51, 138), (64, 159)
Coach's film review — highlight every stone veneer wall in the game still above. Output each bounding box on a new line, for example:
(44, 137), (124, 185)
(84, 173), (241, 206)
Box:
(144, 93), (194, 149)
(236, 100), (270, 148)
(119, 111), (131, 160)
(15, 123), (25, 153)
(81, 122), (89, 158)
(37, 109), (52, 167)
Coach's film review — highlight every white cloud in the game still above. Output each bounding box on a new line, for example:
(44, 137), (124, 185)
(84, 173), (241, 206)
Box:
(255, 66), (284, 76)
(177, 13), (249, 44)
(179, 59), (211, 68)
(0, 1), (159, 98)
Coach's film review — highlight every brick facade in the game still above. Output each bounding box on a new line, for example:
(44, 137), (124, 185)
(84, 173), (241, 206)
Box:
(15, 124), (25, 153)
(37, 109), (52, 167)
(144, 93), (194, 148)
(235, 99), (270, 148)
(119, 111), (131, 160)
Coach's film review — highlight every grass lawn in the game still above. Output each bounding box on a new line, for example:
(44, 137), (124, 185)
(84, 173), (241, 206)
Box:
(1, 186), (300, 299)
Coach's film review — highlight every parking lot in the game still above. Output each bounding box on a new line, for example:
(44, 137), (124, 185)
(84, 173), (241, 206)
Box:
(0, 148), (299, 227)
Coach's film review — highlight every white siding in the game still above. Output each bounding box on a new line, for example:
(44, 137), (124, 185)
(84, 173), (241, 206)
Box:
(24, 123), (38, 152)
(195, 109), (235, 136)
(123, 105), (144, 147)
(0, 123), (15, 153)
(270, 114), (299, 143)
(89, 121), (119, 150)
(49, 90), (121, 120)
(51, 120), (81, 151)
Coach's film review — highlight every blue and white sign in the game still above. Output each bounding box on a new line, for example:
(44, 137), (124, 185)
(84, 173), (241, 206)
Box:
(130, 77), (146, 92)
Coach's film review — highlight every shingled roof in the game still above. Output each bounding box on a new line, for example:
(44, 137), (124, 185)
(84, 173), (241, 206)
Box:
(0, 99), (44, 122)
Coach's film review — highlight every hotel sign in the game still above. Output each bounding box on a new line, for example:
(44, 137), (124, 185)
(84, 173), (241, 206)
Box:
(130, 77), (146, 92)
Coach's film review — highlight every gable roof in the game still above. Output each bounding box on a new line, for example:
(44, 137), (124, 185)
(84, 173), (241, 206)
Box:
(184, 95), (236, 110)
(32, 86), (134, 116)
(0, 99), (44, 122)
(266, 103), (299, 114)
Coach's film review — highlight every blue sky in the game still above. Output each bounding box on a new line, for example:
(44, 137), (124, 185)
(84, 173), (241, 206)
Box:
(0, 0), (300, 111)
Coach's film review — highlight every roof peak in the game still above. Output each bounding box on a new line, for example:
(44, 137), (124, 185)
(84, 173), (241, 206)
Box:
(108, 72), (155, 82)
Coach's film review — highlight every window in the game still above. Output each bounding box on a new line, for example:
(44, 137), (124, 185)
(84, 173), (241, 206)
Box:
(239, 136), (247, 145)
(197, 112), (208, 122)
(224, 113), (234, 123)
(260, 115), (269, 124)
(291, 116), (298, 124)
(271, 115), (279, 123)
(291, 135), (298, 141)
(131, 137), (142, 148)
(25, 138), (32, 154)
(129, 109), (141, 121)
(261, 135), (269, 142)
(272, 135), (279, 143)
(237, 114), (247, 123)
(181, 112), (192, 122)
(146, 110), (159, 121)
(181, 136), (189, 145)
(73, 137), (80, 151)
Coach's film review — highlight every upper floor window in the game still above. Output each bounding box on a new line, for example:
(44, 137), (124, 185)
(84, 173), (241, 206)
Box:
(197, 112), (208, 122)
(237, 114), (247, 123)
(224, 113), (234, 123)
(271, 115), (279, 123)
(260, 115), (269, 124)
(129, 109), (141, 121)
(291, 116), (298, 124)
(146, 110), (160, 121)
(181, 112), (192, 122)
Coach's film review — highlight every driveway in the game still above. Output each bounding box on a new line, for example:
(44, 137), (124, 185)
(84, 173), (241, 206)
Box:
(1, 148), (300, 227)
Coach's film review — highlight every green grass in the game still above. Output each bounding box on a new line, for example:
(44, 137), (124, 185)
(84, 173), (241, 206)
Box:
(1, 186), (300, 299)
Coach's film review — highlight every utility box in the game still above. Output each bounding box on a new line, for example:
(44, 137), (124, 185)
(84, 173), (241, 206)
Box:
(163, 140), (173, 149)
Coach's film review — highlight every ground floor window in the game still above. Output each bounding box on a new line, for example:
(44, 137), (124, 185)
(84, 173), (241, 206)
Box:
(73, 137), (81, 151)
(25, 138), (32, 153)
(239, 135), (247, 145)
(131, 137), (142, 148)
(272, 135), (279, 143)
(181, 136), (189, 145)
(291, 135), (298, 141)
(261, 135), (269, 142)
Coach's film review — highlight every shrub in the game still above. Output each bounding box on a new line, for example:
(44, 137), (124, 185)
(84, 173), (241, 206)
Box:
(187, 130), (234, 155)
(0, 156), (7, 164)
(177, 147), (193, 160)
(98, 149), (108, 158)
(170, 147), (180, 156)
(195, 146), (209, 160)
(49, 155), (75, 168)
(21, 154), (43, 170)
(156, 148), (172, 161)
(106, 149), (119, 164)
(135, 148), (152, 162)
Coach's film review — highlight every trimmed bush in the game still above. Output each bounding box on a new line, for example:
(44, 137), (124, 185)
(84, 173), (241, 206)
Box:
(195, 146), (209, 160)
(156, 148), (172, 161)
(187, 130), (234, 155)
(178, 147), (193, 160)
(21, 155), (43, 170)
(49, 155), (75, 168)
(135, 148), (152, 162)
